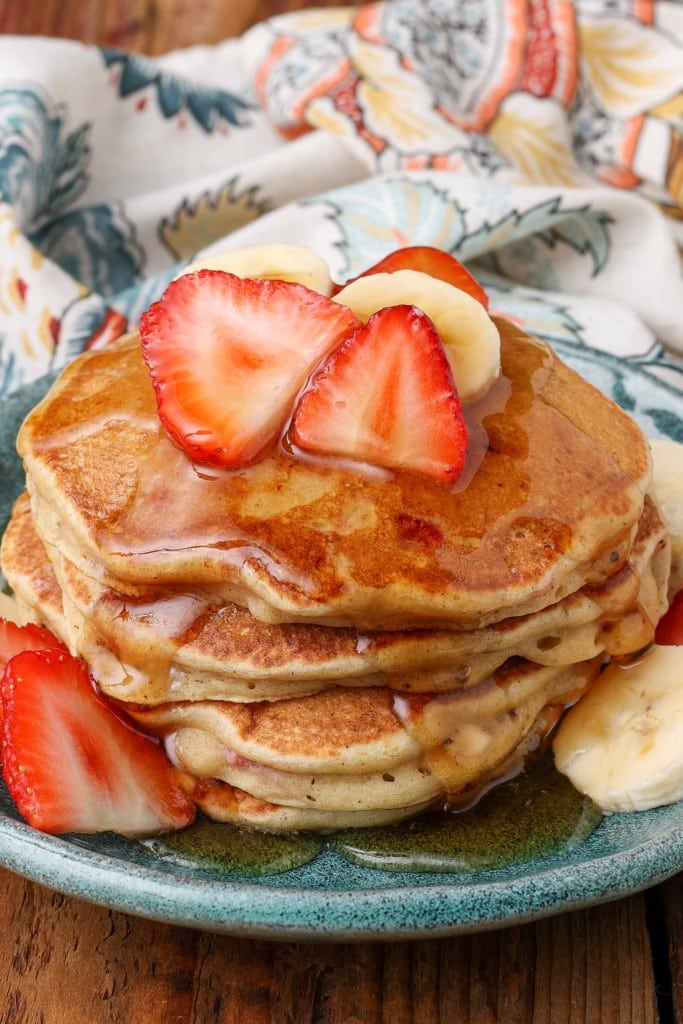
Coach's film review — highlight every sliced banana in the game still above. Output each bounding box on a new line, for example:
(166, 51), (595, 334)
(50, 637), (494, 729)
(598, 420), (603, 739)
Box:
(333, 269), (501, 403)
(553, 645), (683, 812)
(175, 244), (334, 296)
(649, 438), (683, 597)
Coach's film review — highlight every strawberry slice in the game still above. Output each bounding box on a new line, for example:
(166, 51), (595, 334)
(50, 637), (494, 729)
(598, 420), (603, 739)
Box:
(0, 618), (68, 735)
(1, 648), (196, 835)
(140, 270), (361, 467)
(290, 304), (468, 482)
(0, 618), (67, 672)
(655, 589), (683, 646)
(348, 246), (489, 310)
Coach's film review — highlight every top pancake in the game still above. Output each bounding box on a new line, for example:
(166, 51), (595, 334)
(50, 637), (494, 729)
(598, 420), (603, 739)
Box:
(18, 319), (651, 629)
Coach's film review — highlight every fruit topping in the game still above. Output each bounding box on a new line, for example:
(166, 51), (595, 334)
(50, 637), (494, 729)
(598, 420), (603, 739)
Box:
(349, 245), (489, 309)
(333, 269), (500, 403)
(175, 243), (334, 296)
(0, 618), (68, 733)
(291, 304), (468, 482)
(553, 644), (683, 812)
(1, 648), (196, 834)
(0, 618), (67, 671)
(140, 270), (361, 466)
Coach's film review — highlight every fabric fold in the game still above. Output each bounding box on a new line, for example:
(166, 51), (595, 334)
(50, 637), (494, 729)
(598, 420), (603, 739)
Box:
(0, 0), (680, 441)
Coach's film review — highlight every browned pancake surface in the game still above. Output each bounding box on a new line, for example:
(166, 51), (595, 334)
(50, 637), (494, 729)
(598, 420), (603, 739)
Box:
(18, 321), (650, 627)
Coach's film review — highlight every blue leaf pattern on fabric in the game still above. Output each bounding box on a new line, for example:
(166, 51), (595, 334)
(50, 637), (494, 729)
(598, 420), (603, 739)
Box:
(311, 177), (468, 278)
(111, 269), (178, 324)
(484, 284), (586, 347)
(101, 50), (257, 132)
(0, 338), (16, 395)
(0, 87), (90, 229)
(53, 295), (127, 368)
(30, 203), (145, 297)
(552, 343), (683, 442)
(458, 198), (613, 281)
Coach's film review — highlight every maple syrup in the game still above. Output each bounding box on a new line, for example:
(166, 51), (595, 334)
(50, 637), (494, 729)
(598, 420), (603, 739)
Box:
(145, 754), (601, 877)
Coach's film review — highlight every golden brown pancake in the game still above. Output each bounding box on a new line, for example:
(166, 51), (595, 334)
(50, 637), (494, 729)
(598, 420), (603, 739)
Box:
(1, 492), (639, 830)
(2, 492), (669, 704)
(124, 658), (601, 826)
(18, 320), (651, 629)
(1, 496), (613, 828)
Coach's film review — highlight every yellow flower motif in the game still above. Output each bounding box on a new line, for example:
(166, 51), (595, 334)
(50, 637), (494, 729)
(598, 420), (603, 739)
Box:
(650, 91), (683, 128)
(489, 94), (593, 188)
(7, 270), (27, 311)
(37, 307), (57, 354)
(350, 36), (463, 156)
(160, 180), (270, 261)
(307, 95), (356, 137)
(0, 203), (80, 372)
(580, 17), (683, 119)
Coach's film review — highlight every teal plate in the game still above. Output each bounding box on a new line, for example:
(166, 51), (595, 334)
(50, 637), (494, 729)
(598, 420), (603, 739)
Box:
(0, 347), (682, 941)
(1, 784), (683, 940)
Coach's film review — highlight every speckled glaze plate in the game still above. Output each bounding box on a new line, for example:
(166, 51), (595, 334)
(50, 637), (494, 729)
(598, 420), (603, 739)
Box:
(0, 350), (682, 942)
(1, 784), (683, 940)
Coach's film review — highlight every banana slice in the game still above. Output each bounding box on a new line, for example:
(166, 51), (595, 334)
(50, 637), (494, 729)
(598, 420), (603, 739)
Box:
(553, 645), (683, 811)
(649, 438), (683, 597)
(333, 269), (501, 403)
(175, 244), (334, 296)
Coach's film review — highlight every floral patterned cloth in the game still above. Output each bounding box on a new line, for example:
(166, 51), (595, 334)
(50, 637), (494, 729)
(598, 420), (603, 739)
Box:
(0, 1), (682, 440)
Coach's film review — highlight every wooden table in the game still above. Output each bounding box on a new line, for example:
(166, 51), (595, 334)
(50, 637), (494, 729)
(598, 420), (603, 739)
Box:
(0, 1), (682, 1021)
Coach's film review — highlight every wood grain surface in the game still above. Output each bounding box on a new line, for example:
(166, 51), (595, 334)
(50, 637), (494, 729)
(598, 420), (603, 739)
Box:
(0, 0), (357, 54)
(2, 868), (672, 1023)
(0, 1), (681, 1021)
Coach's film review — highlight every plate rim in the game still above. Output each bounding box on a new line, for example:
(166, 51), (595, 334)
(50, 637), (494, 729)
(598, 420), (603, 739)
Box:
(2, 804), (683, 941)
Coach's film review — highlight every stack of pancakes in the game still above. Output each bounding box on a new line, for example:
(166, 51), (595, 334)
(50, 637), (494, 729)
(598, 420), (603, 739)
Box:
(1, 318), (670, 831)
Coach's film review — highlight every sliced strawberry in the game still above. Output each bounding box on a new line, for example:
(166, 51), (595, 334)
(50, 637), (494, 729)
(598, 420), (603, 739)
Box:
(140, 270), (361, 467)
(0, 618), (67, 672)
(655, 589), (683, 646)
(290, 304), (468, 482)
(348, 246), (489, 310)
(0, 618), (68, 736)
(1, 648), (196, 835)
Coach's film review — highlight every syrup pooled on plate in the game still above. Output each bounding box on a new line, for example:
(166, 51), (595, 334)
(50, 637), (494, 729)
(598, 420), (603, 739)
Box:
(145, 754), (602, 877)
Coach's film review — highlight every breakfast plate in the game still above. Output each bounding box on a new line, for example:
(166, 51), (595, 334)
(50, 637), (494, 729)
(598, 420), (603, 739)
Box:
(1, 775), (683, 940)
(0, 345), (681, 941)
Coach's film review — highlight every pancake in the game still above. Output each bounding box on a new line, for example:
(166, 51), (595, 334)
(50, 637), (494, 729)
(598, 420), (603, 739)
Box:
(184, 703), (562, 831)
(1, 495), (611, 829)
(124, 658), (601, 826)
(18, 319), (651, 630)
(2, 492), (669, 704)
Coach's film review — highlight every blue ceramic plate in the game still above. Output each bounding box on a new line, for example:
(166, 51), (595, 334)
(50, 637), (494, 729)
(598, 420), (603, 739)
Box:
(1, 782), (683, 940)
(0, 347), (682, 941)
